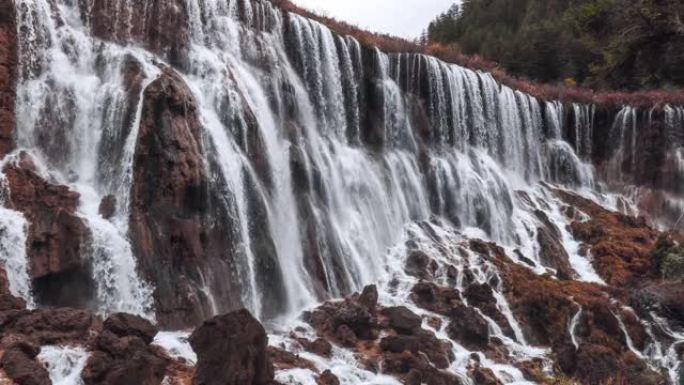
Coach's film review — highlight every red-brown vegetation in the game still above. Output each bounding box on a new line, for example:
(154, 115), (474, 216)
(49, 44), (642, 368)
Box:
(554, 189), (659, 287)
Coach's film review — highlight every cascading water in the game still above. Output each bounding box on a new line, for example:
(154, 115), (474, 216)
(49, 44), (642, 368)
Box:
(4, 0), (684, 383)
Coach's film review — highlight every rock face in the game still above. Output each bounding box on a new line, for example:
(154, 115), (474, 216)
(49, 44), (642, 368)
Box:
(0, 0), (16, 157)
(82, 313), (167, 385)
(190, 309), (274, 385)
(89, 0), (190, 67)
(129, 68), (240, 328)
(3, 153), (93, 308)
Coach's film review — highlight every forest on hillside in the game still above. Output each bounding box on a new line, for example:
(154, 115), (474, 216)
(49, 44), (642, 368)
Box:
(426, 0), (684, 90)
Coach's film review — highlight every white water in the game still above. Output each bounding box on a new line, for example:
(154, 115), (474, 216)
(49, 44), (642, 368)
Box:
(38, 346), (89, 385)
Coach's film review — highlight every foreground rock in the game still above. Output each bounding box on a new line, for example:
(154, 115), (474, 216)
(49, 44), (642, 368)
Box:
(82, 313), (167, 385)
(0, 342), (50, 385)
(301, 285), (460, 385)
(190, 309), (274, 385)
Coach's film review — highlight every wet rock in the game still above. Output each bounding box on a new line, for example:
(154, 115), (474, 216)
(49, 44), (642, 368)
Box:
(358, 284), (378, 311)
(316, 370), (340, 385)
(1, 308), (97, 345)
(80, 313), (166, 385)
(0, 346), (50, 385)
(98, 195), (116, 219)
(90, 0), (190, 67)
(382, 351), (463, 385)
(102, 313), (158, 344)
(381, 306), (422, 335)
(0, 0), (17, 157)
(189, 309), (273, 385)
(469, 367), (502, 385)
(305, 338), (332, 358)
(446, 306), (490, 350)
(268, 346), (316, 371)
(633, 281), (684, 326)
(0, 268), (26, 311)
(534, 209), (575, 280)
(3, 153), (93, 308)
(334, 324), (357, 347)
(411, 282), (463, 316)
(464, 283), (515, 340)
(0, 335), (40, 358)
(405, 250), (438, 280)
(83, 335), (167, 385)
(129, 69), (247, 328)
(380, 330), (453, 369)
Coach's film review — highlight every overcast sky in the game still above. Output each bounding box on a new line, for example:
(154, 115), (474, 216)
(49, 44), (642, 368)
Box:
(291, 0), (458, 40)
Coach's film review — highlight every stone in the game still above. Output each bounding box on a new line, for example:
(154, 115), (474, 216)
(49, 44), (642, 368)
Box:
(0, 347), (50, 385)
(190, 309), (274, 385)
(98, 195), (117, 219)
(381, 306), (422, 335)
(102, 313), (158, 344)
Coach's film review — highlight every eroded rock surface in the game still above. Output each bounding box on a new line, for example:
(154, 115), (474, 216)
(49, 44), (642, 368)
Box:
(190, 309), (274, 385)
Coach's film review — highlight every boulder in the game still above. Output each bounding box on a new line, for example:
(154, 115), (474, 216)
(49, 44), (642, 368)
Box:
(82, 313), (167, 385)
(102, 313), (158, 344)
(0, 347), (50, 385)
(1, 308), (96, 345)
(381, 306), (422, 335)
(469, 367), (502, 385)
(190, 309), (274, 385)
(305, 338), (332, 358)
(316, 370), (339, 385)
(405, 250), (438, 280)
(446, 306), (490, 350)
(98, 195), (117, 219)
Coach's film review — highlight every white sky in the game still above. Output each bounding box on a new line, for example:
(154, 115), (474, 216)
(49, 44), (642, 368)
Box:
(291, 0), (458, 40)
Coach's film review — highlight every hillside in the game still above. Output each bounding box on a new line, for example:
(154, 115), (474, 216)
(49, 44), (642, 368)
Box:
(427, 0), (684, 90)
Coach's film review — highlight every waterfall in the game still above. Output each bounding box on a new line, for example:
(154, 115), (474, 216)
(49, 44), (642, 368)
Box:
(13, 0), (158, 318)
(38, 346), (89, 385)
(3, 0), (612, 323)
(4, 0), (684, 384)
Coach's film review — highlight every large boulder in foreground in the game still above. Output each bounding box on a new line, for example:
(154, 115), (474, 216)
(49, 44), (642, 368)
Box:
(190, 309), (274, 385)
(82, 313), (166, 385)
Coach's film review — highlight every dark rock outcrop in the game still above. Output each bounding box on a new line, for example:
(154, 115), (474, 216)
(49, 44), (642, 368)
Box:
(129, 68), (241, 328)
(82, 313), (167, 385)
(3, 153), (92, 308)
(0, 346), (50, 385)
(98, 195), (116, 220)
(1, 308), (97, 345)
(89, 0), (190, 67)
(0, 0), (16, 157)
(381, 306), (422, 335)
(533, 210), (575, 280)
(190, 309), (273, 385)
